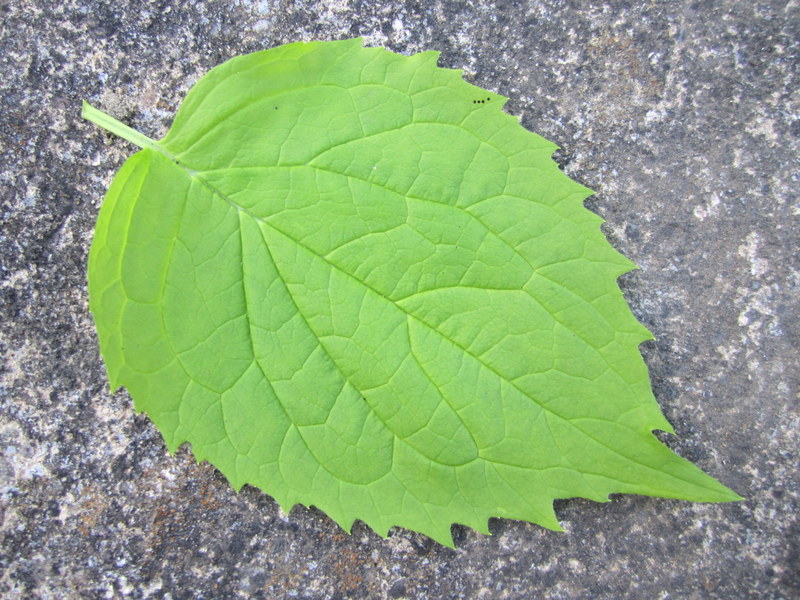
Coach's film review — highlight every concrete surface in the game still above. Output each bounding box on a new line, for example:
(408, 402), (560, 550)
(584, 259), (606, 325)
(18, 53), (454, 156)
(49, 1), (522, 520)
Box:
(1, 0), (797, 598)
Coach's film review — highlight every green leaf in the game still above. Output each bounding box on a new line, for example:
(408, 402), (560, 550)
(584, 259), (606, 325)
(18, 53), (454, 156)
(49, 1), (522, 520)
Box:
(83, 38), (739, 546)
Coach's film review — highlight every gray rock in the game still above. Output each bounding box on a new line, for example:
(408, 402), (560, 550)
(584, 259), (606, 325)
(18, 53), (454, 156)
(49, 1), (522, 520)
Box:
(1, 1), (796, 598)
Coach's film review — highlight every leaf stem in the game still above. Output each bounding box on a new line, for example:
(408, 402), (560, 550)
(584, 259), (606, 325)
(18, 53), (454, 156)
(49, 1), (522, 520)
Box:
(82, 101), (175, 160)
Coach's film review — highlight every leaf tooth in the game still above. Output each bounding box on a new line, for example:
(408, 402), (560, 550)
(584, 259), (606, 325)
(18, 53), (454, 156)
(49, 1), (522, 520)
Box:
(274, 495), (297, 517)
(426, 520), (458, 548)
(107, 376), (123, 393)
(648, 418), (676, 436)
(413, 49), (441, 66)
(163, 435), (187, 455)
(368, 521), (392, 540)
(534, 505), (564, 532)
(631, 323), (656, 346)
(348, 511), (385, 539)
(228, 475), (246, 493)
(464, 516), (491, 536)
(310, 500), (355, 535)
(430, 526), (456, 549)
(131, 404), (184, 454)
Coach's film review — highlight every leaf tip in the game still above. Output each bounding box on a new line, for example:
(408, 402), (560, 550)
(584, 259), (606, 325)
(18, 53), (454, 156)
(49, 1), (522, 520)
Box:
(699, 485), (744, 504)
(721, 489), (745, 502)
(695, 474), (743, 503)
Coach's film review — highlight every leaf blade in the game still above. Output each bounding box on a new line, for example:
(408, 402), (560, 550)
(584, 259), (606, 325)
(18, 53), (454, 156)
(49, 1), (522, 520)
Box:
(87, 39), (739, 547)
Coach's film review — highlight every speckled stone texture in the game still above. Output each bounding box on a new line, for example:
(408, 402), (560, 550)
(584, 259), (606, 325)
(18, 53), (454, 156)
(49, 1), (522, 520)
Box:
(1, 0), (797, 598)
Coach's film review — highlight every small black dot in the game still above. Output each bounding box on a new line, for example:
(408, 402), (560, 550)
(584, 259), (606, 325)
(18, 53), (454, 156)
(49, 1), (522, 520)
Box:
(274, 106), (279, 109)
